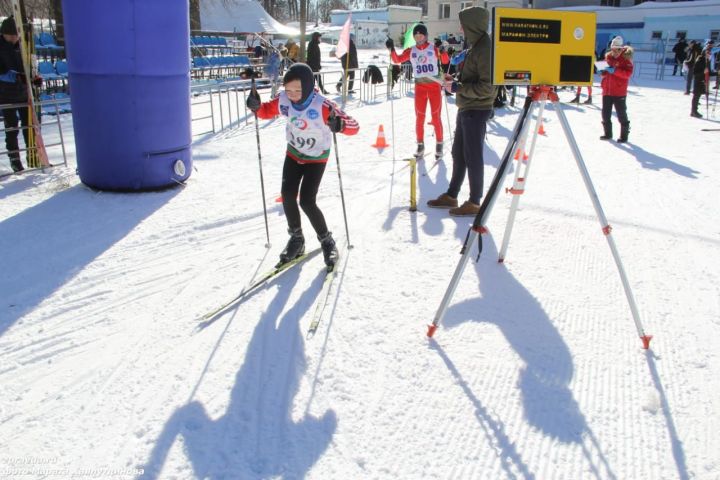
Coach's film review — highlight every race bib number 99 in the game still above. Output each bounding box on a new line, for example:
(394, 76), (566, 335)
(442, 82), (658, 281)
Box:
(289, 132), (317, 150)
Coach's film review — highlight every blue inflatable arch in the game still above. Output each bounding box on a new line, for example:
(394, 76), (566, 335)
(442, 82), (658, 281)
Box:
(62, 0), (192, 190)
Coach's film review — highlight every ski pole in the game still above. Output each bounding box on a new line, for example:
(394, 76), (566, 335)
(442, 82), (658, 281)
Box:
(330, 108), (353, 249)
(388, 64), (396, 169)
(251, 76), (271, 248)
(442, 78), (453, 146)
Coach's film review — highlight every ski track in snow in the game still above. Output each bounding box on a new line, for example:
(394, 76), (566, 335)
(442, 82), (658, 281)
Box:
(1, 51), (720, 479)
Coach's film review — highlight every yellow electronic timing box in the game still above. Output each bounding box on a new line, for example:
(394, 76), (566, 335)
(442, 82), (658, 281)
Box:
(491, 8), (596, 86)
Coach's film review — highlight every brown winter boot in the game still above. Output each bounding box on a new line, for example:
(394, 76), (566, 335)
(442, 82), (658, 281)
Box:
(426, 193), (458, 209)
(449, 200), (480, 217)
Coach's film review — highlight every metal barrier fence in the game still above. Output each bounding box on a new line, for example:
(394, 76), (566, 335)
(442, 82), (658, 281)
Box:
(190, 63), (416, 137)
(1, 98), (69, 177)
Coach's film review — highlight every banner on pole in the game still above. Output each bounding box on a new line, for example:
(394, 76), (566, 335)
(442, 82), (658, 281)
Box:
(336, 15), (352, 59)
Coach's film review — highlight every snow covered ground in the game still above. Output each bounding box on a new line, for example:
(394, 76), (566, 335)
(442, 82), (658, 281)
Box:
(1, 47), (720, 479)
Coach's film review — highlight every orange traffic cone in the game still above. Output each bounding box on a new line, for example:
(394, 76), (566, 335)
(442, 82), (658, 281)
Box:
(275, 195), (283, 203)
(372, 124), (390, 149)
(538, 120), (546, 135)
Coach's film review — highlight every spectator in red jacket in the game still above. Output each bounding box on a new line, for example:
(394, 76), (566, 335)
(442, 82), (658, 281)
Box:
(599, 36), (634, 143)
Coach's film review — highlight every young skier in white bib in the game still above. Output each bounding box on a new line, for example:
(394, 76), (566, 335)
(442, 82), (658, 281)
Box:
(246, 63), (359, 268)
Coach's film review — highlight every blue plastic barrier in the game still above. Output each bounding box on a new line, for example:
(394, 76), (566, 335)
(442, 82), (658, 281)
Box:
(62, 0), (192, 190)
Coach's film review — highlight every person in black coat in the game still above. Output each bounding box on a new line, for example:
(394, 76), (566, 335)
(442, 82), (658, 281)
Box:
(306, 32), (328, 94)
(0, 16), (30, 172)
(690, 39), (716, 118)
(337, 34), (358, 93)
(672, 38), (688, 76)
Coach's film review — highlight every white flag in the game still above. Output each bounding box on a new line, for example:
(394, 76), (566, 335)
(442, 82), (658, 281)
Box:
(335, 15), (352, 58)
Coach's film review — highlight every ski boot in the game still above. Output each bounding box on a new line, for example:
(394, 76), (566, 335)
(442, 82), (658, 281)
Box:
(569, 95), (580, 104)
(414, 142), (425, 159)
(434, 142), (443, 161)
(10, 158), (24, 173)
(583, 96), (592, 105)
(318, 231), (339, 271)
(617, 122), (630, 143)
(278, 228), (305, 266)
(599, 122), (612, 141)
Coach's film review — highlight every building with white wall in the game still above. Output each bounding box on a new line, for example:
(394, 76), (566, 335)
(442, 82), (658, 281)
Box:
(330, 6), (423, 48)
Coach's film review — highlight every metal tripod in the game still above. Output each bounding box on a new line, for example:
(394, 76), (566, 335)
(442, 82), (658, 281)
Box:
(426, 86), (652, 350)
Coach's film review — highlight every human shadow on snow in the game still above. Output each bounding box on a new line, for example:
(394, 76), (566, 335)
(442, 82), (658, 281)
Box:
(140, 265), (336, 479)
(0, 185), (178, 337)
(615, 142), (700, 179)
(438, 232), (617, 478)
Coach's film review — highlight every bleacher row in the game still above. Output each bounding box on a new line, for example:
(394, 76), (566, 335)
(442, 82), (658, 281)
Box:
(38, 60), (68, 81)
(34, 31), (64, 57)
(190, 36), (228, 47)
(38, 93), (71, 115)
(192, 55), (253, 78)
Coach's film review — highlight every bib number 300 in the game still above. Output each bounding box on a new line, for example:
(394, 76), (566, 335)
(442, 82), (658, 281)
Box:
(415, 63), (435, 75)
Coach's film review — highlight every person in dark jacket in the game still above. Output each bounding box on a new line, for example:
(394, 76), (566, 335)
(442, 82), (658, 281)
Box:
(306, 32), (328, 94)
(672, 38), (688, 76)
(691, 39), (715, 118)
(0, 16), (29, 172)
(426, 7), (496, 217)
(336, 34), (358, 93)
(684, 41), (701, 94)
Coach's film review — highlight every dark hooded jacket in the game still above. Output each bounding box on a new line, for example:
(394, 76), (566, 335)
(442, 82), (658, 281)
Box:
(339, 39), (358, 70)
(306, 32), (322, 71)
(0, 35), (27, 103)
(455, 7), (496, 111)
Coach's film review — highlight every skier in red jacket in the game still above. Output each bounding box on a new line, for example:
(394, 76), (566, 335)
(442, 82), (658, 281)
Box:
(247, 63), (359, 268)
(386, 23), (445, 160)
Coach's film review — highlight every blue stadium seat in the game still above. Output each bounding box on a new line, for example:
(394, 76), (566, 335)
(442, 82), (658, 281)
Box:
(38, 60), (61, 81)
(55, 60), (68, 78)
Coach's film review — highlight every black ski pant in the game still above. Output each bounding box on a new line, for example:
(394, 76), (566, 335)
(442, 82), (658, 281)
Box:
(447, 108), (492, 205)
(2, 103), (30, 160)
(691, 89), (705, 114)
(685, 71), (693, 94)
(313, 70), (325, 93)
(281, 155), (329, 237)
(601, 95), (629, 125)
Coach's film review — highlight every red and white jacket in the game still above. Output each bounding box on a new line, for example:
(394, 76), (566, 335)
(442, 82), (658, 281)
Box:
(255, 90), (359, 164)
(390, 42), (443, 86)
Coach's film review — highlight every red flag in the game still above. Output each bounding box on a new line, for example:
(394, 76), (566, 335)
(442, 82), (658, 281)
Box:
(335, 15), (352, 59)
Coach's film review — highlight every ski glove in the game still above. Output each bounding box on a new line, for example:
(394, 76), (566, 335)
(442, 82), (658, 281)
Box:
(327, 114), (344, 133)
(385, 38), (394, 50)
(246, 90), (261, 112)
(0, 70), (17, 84)
(605, 67), (615, 74)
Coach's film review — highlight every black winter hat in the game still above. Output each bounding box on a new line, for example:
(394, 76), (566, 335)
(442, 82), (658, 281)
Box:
(283, 63), (315, 103)
(1, 17), (17, 35)
(412, 23), (428, 37)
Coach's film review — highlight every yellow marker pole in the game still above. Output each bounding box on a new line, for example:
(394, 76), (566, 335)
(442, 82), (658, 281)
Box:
(408, 157), (417, 212)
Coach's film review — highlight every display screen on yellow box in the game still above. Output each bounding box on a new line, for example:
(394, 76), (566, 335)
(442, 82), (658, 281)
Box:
(492, 8), (596, 86)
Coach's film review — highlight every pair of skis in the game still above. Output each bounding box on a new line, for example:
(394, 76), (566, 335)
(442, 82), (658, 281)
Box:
(197, 248), (341, 338)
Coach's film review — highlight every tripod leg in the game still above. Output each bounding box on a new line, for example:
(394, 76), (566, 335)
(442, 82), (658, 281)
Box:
(427, 96), (534, 337)
(498, 100), (545, 262)
(553, 106), (651, 349)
